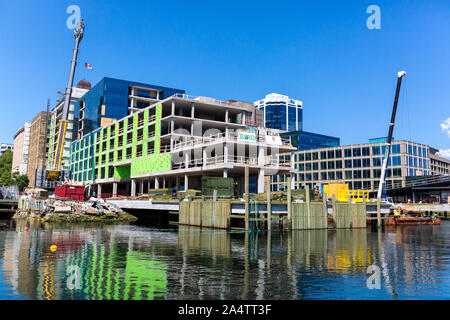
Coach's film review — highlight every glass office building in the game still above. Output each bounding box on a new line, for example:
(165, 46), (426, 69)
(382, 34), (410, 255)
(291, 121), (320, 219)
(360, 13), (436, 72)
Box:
(254, 93), (302, 131)
(73, 77), (184, 139)
(281, 130), (340, 151)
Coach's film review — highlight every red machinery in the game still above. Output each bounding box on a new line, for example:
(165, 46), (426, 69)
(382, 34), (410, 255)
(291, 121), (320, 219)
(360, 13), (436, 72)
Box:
(54, 185), (85, 201)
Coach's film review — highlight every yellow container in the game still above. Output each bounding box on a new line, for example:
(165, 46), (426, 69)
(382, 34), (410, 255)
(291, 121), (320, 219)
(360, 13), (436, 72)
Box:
(323, 183), (349, 199)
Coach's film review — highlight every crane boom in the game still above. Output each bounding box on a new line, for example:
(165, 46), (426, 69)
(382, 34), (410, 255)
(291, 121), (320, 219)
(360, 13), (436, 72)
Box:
(377, 71), (406, 199)
(47, 19), (85, 181)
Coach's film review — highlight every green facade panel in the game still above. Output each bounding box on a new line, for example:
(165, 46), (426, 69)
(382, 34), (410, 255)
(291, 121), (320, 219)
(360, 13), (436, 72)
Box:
(131, 153), (171, 176)
(114, 166), (131, 179)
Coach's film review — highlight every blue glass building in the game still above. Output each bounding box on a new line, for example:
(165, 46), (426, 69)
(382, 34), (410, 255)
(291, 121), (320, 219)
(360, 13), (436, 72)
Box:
(74, 77), (184, 138)
(254, 93), (302, 131)
(280, 130), (340, 151)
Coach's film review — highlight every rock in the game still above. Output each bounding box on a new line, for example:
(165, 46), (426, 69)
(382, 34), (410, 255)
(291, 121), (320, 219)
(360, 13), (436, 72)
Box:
(54, 206), (72, 213)
(85, 208), (99, 215)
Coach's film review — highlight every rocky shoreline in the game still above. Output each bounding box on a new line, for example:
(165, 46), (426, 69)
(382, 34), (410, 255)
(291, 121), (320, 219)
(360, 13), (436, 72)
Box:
(14, 197), (137, 223)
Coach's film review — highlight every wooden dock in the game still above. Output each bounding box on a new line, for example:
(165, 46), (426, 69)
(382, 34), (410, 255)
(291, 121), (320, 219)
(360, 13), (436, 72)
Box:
(0, 200), (18, 214)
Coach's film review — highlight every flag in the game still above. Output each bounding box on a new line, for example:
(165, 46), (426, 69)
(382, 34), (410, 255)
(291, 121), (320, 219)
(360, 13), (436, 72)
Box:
(85, 62), (93, 70)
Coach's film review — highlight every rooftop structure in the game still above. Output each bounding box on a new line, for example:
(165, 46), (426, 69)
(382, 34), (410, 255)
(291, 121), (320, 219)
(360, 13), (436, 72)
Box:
(12, 123), (31, 175)
(255, 93), (303, 131)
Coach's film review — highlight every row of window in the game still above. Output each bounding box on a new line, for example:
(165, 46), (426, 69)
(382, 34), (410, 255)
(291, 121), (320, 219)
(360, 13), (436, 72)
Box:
(295, 156), (403, 171)
(71, 125), (156, 163)
(294, 144), (405, 161)
(271, 179), (403, 192)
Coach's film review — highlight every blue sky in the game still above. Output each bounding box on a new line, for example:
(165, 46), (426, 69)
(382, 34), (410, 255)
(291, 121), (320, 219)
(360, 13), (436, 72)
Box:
(0, 0), (449, 155)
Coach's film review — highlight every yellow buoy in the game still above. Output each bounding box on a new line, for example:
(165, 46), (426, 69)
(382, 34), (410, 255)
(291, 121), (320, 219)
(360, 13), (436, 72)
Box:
(50, 245), (57, 252)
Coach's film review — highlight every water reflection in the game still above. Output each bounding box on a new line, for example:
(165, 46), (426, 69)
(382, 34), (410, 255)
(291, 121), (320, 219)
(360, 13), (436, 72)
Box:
(0, 218), (449, 300)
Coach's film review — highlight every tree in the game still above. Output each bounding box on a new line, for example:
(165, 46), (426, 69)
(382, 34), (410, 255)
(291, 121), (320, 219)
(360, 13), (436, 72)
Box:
(0, 150), (13, 186)
(12, 172), (29, 192)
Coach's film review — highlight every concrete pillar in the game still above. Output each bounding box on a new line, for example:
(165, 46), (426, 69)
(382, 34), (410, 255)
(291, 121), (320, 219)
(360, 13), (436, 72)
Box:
(203, 147), (207, 165)
(224, 143), (229, 164)
(112, 183), (118, 197)
(97, 184), (102, 198)
(148, 179), (151, 191)
(185, 150), (190, 169)
(155, 177), (159, 189)
(225, 108), (229, 123)
(184, 174), (189, 190)
(258, 146), (265, 166)
(223, 168), (228, 178)
(176, 176), (180, 190)
(171, 100), (175, 115)
(258, 169), (265, 194)
(191, 103), (195, 118)
(139, 180), (144, 195)
(131, 179), (136, 197)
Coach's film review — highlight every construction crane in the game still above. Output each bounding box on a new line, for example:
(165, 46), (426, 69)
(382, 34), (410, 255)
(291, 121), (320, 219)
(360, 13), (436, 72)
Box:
(46, 19), (85, 181)
(377, 71), (406, 199)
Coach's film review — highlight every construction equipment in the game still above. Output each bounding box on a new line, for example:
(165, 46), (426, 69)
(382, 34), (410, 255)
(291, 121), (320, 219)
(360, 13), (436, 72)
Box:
(377, 71), (406, 199)
(46, 19), (85, 181)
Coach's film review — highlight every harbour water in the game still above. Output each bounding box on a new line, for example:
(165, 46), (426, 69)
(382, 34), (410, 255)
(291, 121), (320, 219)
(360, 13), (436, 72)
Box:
(0, 217), (449, 300)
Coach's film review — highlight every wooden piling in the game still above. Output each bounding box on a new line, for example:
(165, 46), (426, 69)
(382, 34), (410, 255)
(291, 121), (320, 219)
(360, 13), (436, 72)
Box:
(244, 166), (249, 230)
(323, 193), (328, 229)
(266, 179), (272, 231)
(287, 175), (292, 230)
(305, 185), (311, 230)
(376, 197), (381, 229)
(211, 189), (217, 227)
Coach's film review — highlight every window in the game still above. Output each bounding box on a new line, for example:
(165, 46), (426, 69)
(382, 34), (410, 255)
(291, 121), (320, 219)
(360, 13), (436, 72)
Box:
(328, 172), (335, 180)
(392, 144), (400, 154)
(363, 170), (371, 179)
(353, 170), (362, 179)
(328, 161), (335, 169)
(299, 154), (304, 161)
(313, 173), (319, 180)
(353, 148), (361, 157)
(335, 150), (342, 158)
(109, 139), (114, 149)
(392, 156), (401, 166)
(327, 150), (334, 159)
(362, 158), (370, 167)
(306, 173), (312, 181)
(344, 149), (352, 157)
(362, 147), (370, 156)
(305, 163), (312, 171)
(363, 181), (371, 190)
(320, 151), (327, 159)
(126, 147), (132, 159)
(312, 152), (318, 160)
(336, 171), (343, 179)
(320, 162), (327, 170)
(321, 172), (327, 180)
(373, 158), (382, 166)
(335, 160), (342, 169)
(345, 160), (352, 168)
(117, 150), (122, 161)
(305, 153), (311, 161)
(353, 159), (361, 168)
(372, 146), (381, 155)
(373, 169), (381, 178)
(345, 170), (352, 179)
(313, 162), (318, 170)
(392, 168), (401, 177)
(109, 152), (114, 163)
(147, 141), (154, 154)
(299, 163), (305, 171)
(136, 144), (143, 157)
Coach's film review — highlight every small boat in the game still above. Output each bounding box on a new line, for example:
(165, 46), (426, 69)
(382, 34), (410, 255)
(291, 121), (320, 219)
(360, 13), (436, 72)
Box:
(385, 215), (441, 226)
